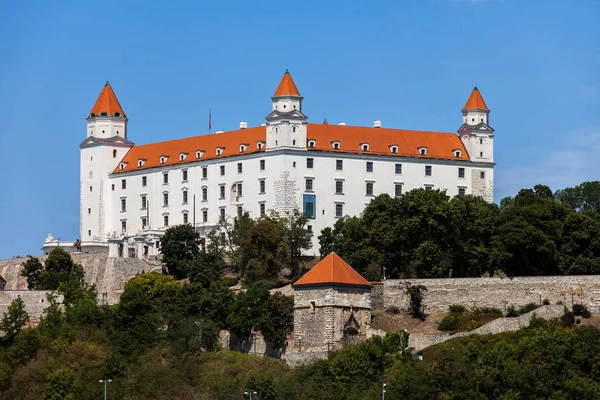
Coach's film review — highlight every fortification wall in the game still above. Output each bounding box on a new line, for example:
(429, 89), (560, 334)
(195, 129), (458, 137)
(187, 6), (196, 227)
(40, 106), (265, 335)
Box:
(0, 291), (63, 322)
(0, 254), (161, 304)
(384, 276), (600, 314)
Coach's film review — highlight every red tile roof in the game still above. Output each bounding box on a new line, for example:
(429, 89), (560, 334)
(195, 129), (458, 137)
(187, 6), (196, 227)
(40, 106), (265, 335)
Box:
(463, 87), (488, 111)
(112, 123), (468, 174)
(293, 253), (371, 287)
(89, 82), (126, 118)
(273, 70), (300, 97)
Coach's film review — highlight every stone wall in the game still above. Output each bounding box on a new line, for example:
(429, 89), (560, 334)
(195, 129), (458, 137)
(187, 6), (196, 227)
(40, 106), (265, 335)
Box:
(0, 254), (161, 305)
(370, 282), (384, 311)
(384, 276), (600, 314)
(408, 305), (566, 352)
(0, 291), (63, 322)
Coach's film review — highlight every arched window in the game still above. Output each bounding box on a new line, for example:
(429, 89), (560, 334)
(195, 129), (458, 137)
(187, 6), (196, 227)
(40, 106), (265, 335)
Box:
(418, 147), (427, 156)
(332, 141), (340, 150)
(138, 160), (144, 167)
(179, 153), (187, 161)
(240, 144), (247, 153)
(361, 143), (370, 151)
(454, 150), (462, 158)
(390, 146), (398, 154)
(113, 149), (117, 158)
(292, 126), (297, 133)
(479, 138), (484, 145)
(160, 156), (167, 164)
(196, 150), (203, 159)
(257, 142), (263, 150)
(307, 140), (316, 148)
(216, 148), (223, 156)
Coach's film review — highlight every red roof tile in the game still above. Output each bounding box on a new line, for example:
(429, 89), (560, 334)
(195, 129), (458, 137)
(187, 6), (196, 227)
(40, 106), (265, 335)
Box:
(89, 81), (126, 118)
(273, 70), (300, 97)
(293, 253), (371, 287)
(463, 87), (488, 111)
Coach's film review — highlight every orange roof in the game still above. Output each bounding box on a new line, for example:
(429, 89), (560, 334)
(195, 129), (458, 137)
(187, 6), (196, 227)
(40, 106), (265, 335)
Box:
(463, 87), (488, 110)
(89, 81), (126, 118)
(293, 253), (372, 287)
(113, 123), (468, 174)
(273, 69), (301, 97)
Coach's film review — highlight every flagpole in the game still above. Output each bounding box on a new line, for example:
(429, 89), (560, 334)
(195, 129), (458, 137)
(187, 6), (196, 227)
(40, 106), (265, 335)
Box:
(208, 108), (212, 134)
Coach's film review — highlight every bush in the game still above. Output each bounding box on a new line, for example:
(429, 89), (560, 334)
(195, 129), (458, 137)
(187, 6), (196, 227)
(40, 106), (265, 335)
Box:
(438, 314), (462, 331)
(560, 312), (575, 327)
(471, 307), (502, 316)
(506, 305), (518, 317)
(222, 276), (239, 287)
(573, 304), (591, 318)
(517, 303), (538, 315)
(448, 304), (466, 314)
(385, 306), (400, 315)
(543, 298), (550, 305)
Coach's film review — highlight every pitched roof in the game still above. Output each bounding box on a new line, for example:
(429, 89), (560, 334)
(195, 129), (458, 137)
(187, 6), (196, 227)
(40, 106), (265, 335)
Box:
(112, 123), (468, 174)
(293, 253), (371, 287)
(273, 69), (301, 97)
(463, 87), (488, 111)
(89, 81), (126, 118)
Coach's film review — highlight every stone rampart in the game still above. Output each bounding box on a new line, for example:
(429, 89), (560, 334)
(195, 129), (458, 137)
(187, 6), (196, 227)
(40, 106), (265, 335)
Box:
(370, 282), (384, 311)
(408, 305), (565, 352)
(384, 276), (600, 314)
(0, 291), (63, 322)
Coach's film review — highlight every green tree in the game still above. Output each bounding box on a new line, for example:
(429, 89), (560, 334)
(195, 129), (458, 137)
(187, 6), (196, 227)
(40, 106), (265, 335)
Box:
(37, 248), (85, 290)
(0, 296), (29, 342)
(160, 224), (202, 280)
(405, 283), (427, 319)
(555, 181), (600, 213)
(39, 293), (75, 342)
(188, 251), (224, 289)
(259, 292), (293, 349)
(282, 209), (313, 277)
(43, 368), (77, 400)
(227, 284), (270, 339)
(558, 210), (600, 274)
(21, 256), (43, 289)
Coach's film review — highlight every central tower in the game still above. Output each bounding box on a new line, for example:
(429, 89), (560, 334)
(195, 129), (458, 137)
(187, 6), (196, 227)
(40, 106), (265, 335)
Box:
(265, 70), (308, 150)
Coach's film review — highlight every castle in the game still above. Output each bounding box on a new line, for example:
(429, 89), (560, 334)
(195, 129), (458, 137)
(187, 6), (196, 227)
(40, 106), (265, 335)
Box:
(43, 71), (495, 257)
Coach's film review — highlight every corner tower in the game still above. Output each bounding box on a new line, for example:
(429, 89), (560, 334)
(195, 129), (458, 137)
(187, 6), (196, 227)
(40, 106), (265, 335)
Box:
(458, 87), (494, 163)
(265, 70), (308, 150)
(80, 82), (134, 245)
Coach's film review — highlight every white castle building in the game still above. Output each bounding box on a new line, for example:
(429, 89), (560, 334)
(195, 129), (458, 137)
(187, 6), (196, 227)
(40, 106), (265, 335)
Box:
(47, 71), (495, 257)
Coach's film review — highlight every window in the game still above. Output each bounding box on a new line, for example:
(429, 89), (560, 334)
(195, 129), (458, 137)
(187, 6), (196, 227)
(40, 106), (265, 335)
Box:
(182, 170), (188, 181)
(479, 138), (483, 145)
(480, 151), (483, 157)
(202, 210), (208, 222)
(121, 198), (126, 212)
(90, 186), (93, 192)
(307, 158), (314, 169)
(240, 145), (247, 153)
(113, 150), (117, 158)
(395, 184), (402, 197)
(480, 171), (485, 179)
(202, 187), (208, 201)
(454, 150), (462, 158)
(395, 164), (402, 175)
(196, 150), (203, 159)
(216, 148), (223, 156)
(366, 162), (373, 172)
(163, 193), (169, 206)
(220, 185), (225, 199)
(142, 176), (147, 187)
(293, 161), (296, 168)
(121, 179), (126, 189)
(390, 146), (398, 154)
(419, 147), (427, 155)
(88, 208), (91, 214)
(425, 186), (433, 191)
(366, 182), (374, 196)
(183, 190), (188, 204)
(307, 225), (312, 232)
(164, 215), (169, 227)
(257, 142), (264, 150)
(335, 180), (344, 194)
(260, 203), (266, 215)
(237, 163), (243, 173)
(259, 180), (266, 194)
(163, 173), (169, 184)
(305, 178), (314, 192)
(336, 160), (343, 171)
(183, 213), (188, 224)
(260, 160), (265, 170)
(138, 160), (144, 167)
(308, 140), (316, 148)
(180, 153), (186, 161)
(142, 218), (147, 228)
(237, 183), (243, 197)
(220, 165), (225, 176)
(335, 203), (343, 218)
(220, 208), (225, 221)
(310, 300), (316, 313)
(202, 167), (207, 179)
(237, 206), (243, 218)
(425, 165), (432, 176)
(332, 142), (340, 150)
(141, 196), (147, 209)
(458, 168), (465, 178)
(361, 143), (369, 151)
(88, 230), (91, 236)
(111, 184), (114, 191)
(458, 187), (466, 196)
(121, 220), (127, 232)
(160, 156), (167, 164)
(303, 194), (316, 219)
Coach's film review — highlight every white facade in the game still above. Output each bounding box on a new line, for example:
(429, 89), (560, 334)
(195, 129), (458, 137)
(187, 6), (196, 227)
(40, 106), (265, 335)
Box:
(77, 75), (495, 258)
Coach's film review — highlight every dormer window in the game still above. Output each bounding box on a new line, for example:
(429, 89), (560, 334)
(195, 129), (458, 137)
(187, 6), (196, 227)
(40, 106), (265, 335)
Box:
(195, 150), (204, 159)
(119, 162), (127, 170)
(389, 145), (398, 154)
(360, 143), (370, 152)
(216, 147), (224, 156)
(418, 147), (427, 156)
(240, 144), (247, 153)
(160, 156), (168, 164)
(100, 112), (108, 116)
(137, 159), (146, 168)
(257, 141), (264, 150)
(453, 150), (462, 158)
(331, 141), (341, 150)
(114, 112), (120, 117)
(179, 153), (188, 161)
(307, 140), (316, 148)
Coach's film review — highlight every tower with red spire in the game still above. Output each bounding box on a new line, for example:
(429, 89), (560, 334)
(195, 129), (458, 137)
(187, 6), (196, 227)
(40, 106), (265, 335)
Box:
(265, 70), (308, 151)
(79, 82), (134, 246)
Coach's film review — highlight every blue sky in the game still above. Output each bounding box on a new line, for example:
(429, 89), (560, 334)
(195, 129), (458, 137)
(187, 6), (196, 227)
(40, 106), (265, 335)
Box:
(0, 0), (598, 259)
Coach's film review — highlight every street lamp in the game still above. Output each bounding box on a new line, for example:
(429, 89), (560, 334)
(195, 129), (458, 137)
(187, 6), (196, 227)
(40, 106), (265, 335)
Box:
(298, 336), (302, 353)
(99, 379), (112, 400)
(382, 383), (387, 400)
(244, 391), (257, 399)
(539, 292), (542, 306)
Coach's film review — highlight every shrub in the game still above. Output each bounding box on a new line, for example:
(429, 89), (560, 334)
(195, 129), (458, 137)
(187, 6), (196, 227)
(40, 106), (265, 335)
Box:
(405, 284), (427, 320)
(385, 306), (400, 315)
(438, 314), (461, 331)
(517, 303), (538, 315)
(573, 304), (591, 318)
(560, 312), (575, 327)
(542, 298), (550, 305)
(222, 276), (239, 287)
(448, 304), (466, 314)
(506, 305), (518, 317)
(471, 307), (502, 316)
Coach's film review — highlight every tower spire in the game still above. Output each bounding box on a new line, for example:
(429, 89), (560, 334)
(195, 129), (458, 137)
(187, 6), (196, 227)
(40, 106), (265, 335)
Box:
(462, 87), (488, 111)
(89, 82), (126, 118)
(273, 69), (301, 97)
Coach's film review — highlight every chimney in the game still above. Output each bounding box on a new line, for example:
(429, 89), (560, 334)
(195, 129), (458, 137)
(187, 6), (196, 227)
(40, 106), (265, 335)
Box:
(261, 123), (267, 127)
(216, 130), (225, 134)
(338, 121), (346, 126)
(374, 120), (381, 128)
(239, 121), (247, 129)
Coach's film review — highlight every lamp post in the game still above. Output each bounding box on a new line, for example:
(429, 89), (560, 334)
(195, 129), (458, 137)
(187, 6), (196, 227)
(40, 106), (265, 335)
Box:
(382, 383), (386, 400)
(252, 334), (257, 360)
(539, 292), (542, 306)
(99, 379), (112, 400)
(503, 300), (508, 316)
(382, 266), (386, 281)
(244, 391), (257, 399)
(226, 332), (230, 350)
(401, 329), (408, 353)
(298, 336), (302, 353)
